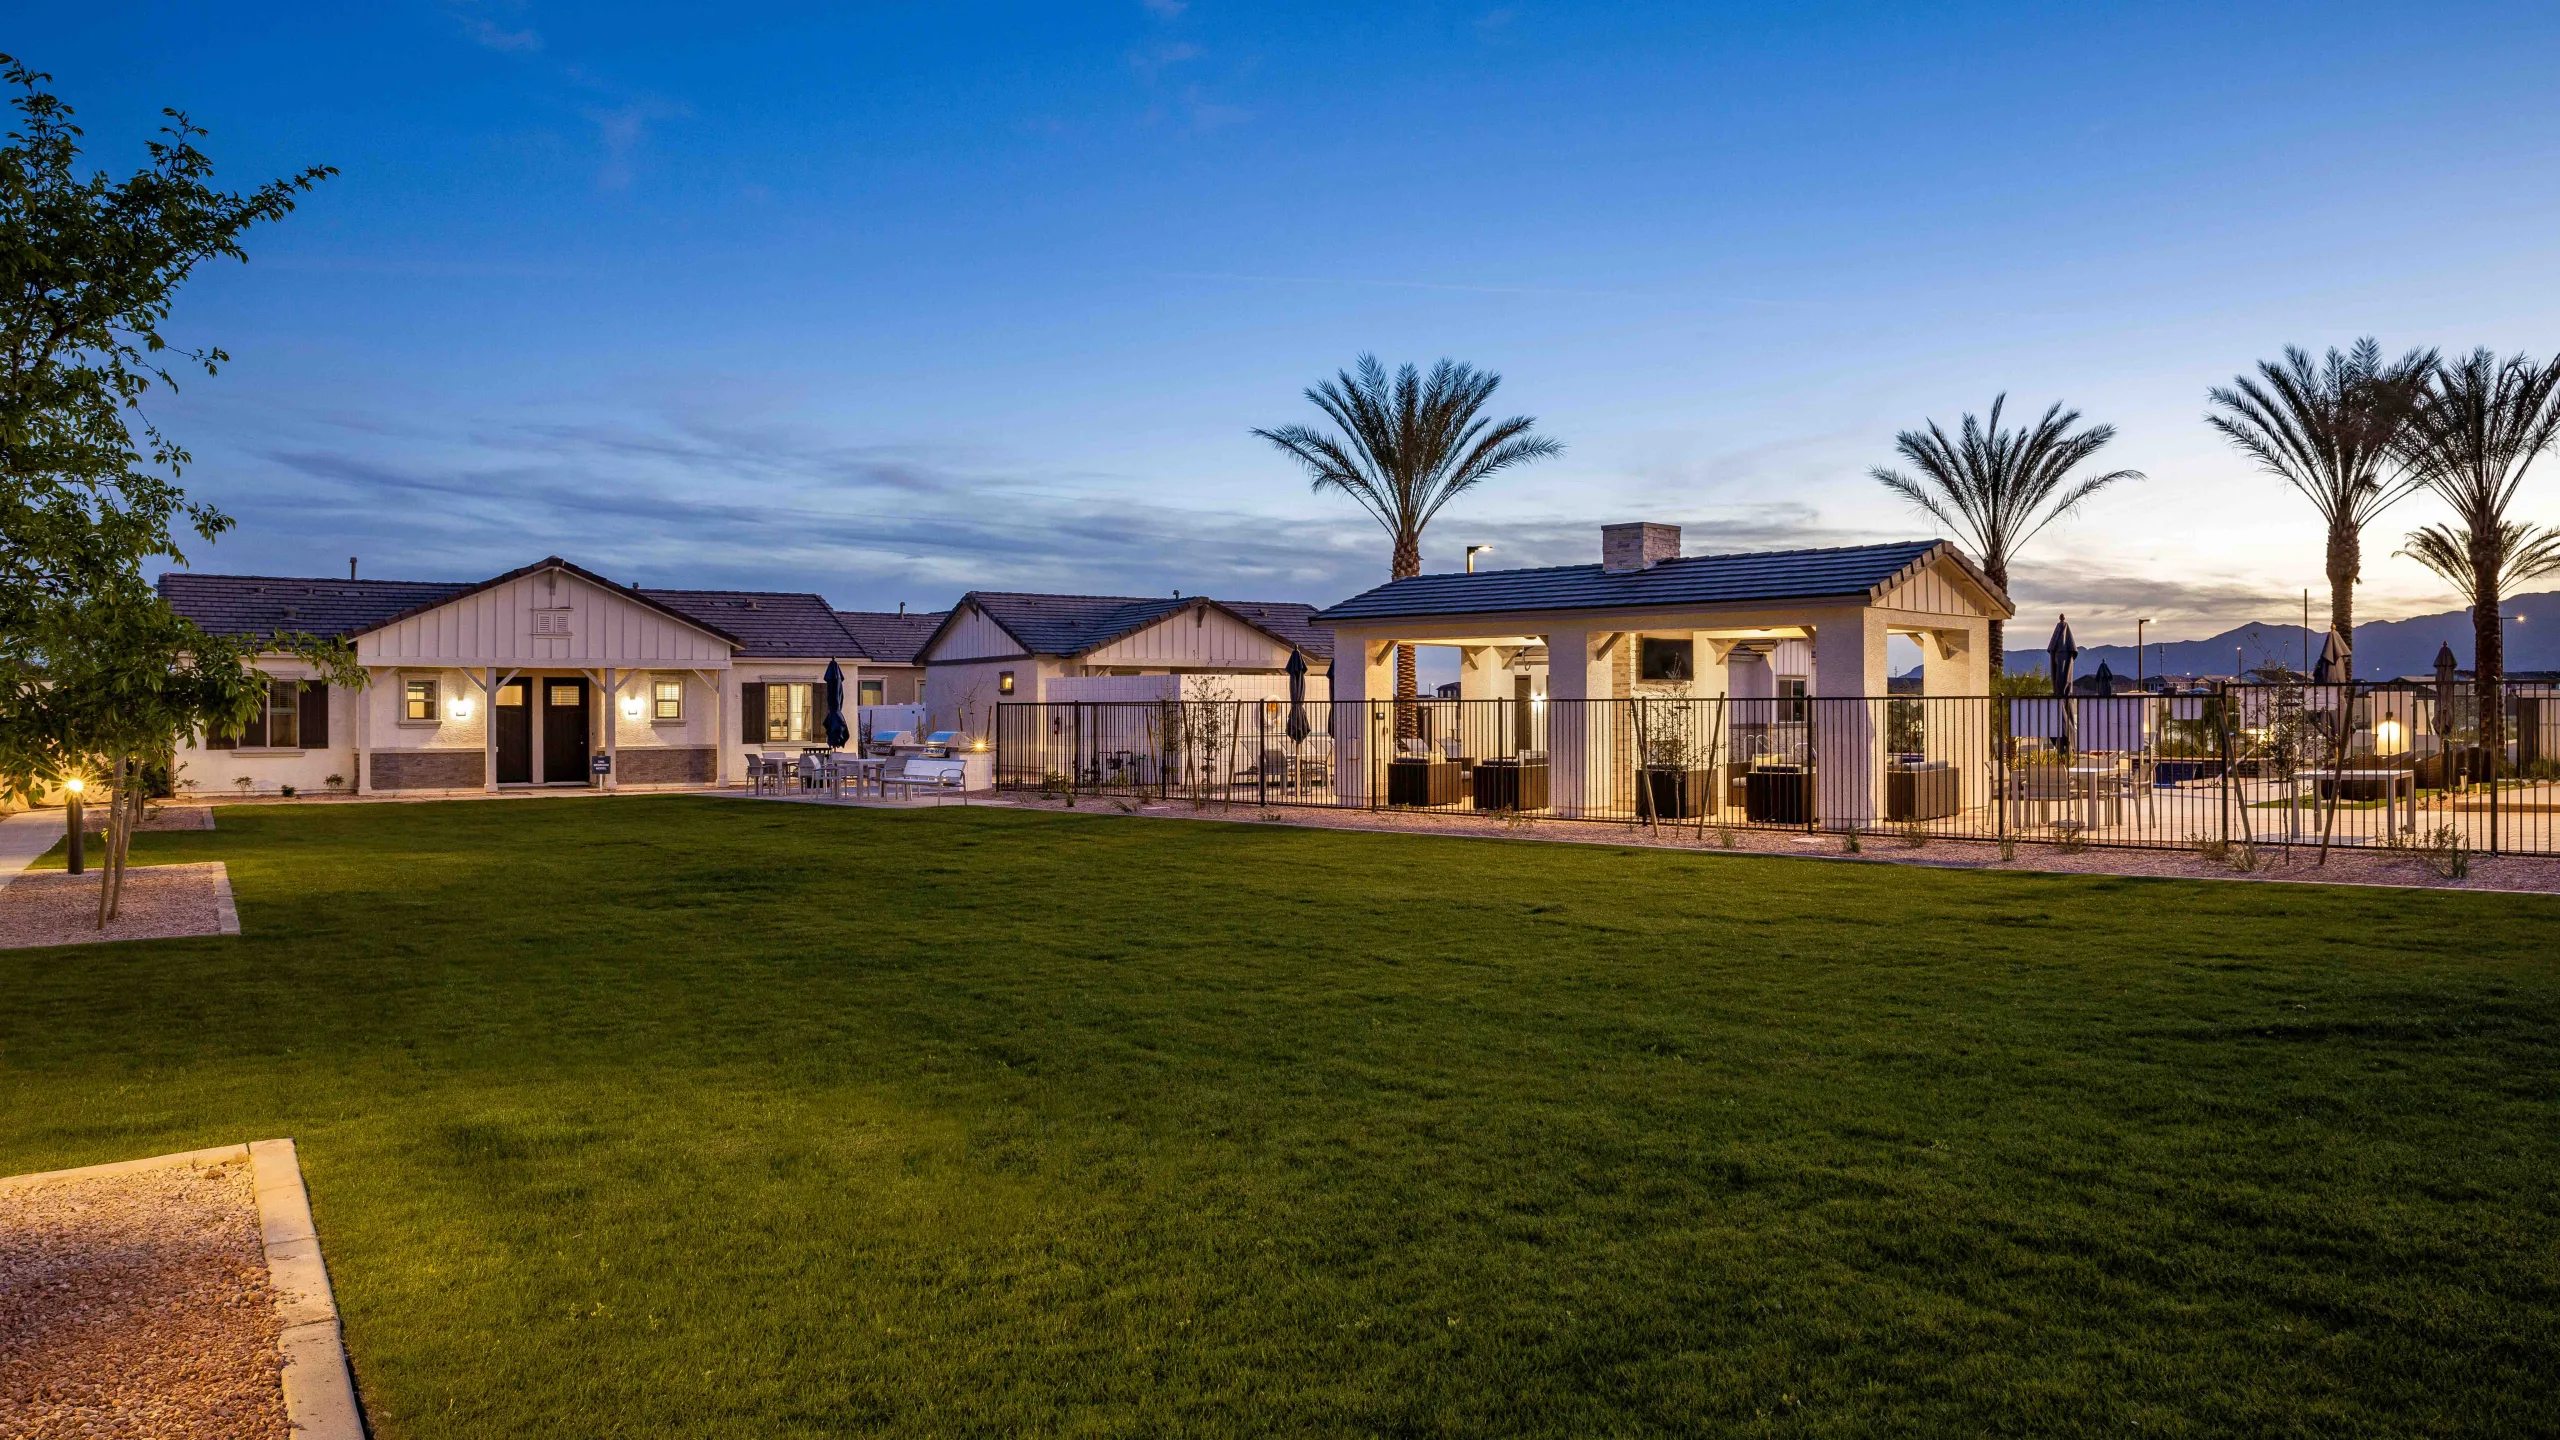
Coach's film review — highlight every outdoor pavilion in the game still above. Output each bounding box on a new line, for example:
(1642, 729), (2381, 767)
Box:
(1309, 525), (2014, 823)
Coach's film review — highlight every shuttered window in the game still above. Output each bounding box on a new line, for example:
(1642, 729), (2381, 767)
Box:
(739, 683), (766, 744)
(301, 681), (330, 749)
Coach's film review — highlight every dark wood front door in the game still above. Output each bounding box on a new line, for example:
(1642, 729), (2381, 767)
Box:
(541, 678), (590, 783)
(495, 678), (533, 783)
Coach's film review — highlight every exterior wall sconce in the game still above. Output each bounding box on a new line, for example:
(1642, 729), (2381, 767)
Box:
(448, 696), (473, 721)
(621, 694), (645, 720)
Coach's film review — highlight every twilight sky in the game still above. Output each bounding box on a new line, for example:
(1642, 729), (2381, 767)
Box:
(29, 2), (2560, 642)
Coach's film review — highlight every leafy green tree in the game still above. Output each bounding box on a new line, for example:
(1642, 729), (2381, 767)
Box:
(2204, 339), (2435, 677)
(0, 55), (346, 921)
(1869, 396), (2141, 676)
(1254, 355), (1560, 718)
(2392, 348), (2560, 769)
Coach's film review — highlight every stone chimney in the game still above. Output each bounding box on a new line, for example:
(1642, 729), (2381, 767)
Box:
(1602, 522), (1681, 573)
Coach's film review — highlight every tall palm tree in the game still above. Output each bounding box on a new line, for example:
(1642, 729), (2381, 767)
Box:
(2204, 339), (2436, 677)
(2394, 348), (2560, 767)
(2397, 520), (2560, 608)
(1254, 355), (1560, 713)
(1869, 395), (2141, 676)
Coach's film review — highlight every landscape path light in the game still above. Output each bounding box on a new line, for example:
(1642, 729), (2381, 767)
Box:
(63, 777), (84, 876)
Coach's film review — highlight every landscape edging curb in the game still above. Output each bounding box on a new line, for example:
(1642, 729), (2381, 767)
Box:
(250, 1137), (367, 1440)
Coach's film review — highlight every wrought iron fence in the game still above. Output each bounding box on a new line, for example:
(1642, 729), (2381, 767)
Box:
(993, 682), (2560, 856)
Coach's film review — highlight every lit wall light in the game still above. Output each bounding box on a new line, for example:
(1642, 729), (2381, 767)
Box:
(621, 694), (645, 720)
(2376, 718), (2406, 750)
(449, 696), (474, 720)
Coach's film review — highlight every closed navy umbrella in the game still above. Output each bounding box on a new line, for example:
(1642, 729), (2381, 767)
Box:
(1284, 649), (1311, 743)
(2047, 615), (2080, 753)
(2312, 628), (2345, 685)
(822, 659), (851, 750)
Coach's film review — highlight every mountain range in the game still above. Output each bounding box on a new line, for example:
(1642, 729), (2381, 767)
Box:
(1994, 589), (2560, 680)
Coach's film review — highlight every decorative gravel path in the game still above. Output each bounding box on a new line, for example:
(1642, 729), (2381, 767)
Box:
(998, 794), (2560, 895)
(0, 864), (241, 950)
(0, 1157), (286, 1439)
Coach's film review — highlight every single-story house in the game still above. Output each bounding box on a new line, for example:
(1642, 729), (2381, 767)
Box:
(160, 557), (935, 796)
(917, 590), (1335, 732)
(1311, 523), (2013, 821)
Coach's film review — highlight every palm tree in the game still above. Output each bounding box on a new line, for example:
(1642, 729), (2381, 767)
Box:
(1869, 396), (2141, 676)
(1254, 355), (1560, 714)
(2397, 520), (2560, 608)
(2393, 348), (2560, 767)
(2204, 339), (2436, 677)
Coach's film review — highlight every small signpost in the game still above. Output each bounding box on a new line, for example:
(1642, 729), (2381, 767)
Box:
(590, 754), (611, 787)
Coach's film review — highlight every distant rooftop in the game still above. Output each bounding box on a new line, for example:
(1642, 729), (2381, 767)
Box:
(1314, 539), (2001, 624)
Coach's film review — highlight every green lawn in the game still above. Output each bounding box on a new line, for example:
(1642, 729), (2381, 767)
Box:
(4, 798), (2556, 1437)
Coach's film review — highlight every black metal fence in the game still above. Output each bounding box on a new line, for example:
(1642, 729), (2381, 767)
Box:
(993, 683), (2560, 856)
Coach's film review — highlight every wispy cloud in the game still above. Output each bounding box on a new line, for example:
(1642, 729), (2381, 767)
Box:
(583, 97), (688, 190)
(446, 1), (541, 53)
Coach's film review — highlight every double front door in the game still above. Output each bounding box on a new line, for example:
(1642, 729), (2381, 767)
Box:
(493, 676), (591, 784)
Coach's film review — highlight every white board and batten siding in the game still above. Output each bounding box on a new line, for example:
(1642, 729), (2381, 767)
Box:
(927, 605), (1027, 662)
(1082, 606), (1296, 670)
(1873, 554), (1997, 619)
(355, 570), (730, 669)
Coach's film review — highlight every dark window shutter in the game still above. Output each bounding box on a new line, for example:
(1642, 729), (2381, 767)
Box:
(205, 725), (236, 751)
(301, 681), (330, 749)
(240, 689), (268, 748)
(740, 683), (766, 744)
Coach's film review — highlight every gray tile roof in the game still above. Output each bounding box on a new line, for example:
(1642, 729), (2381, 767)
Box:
(943, 591), (1334, 662)
(833, 610), (945, 666)
(1312, 540), (1997, 624)
(640, 589), (862, 660)
(159, 573), (475, 641)
(161, 565), (858, 658)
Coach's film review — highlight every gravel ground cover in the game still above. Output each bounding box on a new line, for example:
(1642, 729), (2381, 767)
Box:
(995, 793), (2560, 893)
(0, 1158), (285, 1439)
(0, 863), (237, 950)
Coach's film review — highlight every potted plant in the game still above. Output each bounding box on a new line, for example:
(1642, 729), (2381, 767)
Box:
(1633, 705), (1716, 819)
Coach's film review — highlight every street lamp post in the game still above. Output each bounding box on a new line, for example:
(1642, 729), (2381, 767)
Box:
(64, 777), (84, 876)
(2137, 618), (2151, 690)
(1465, 545), (1492, 574)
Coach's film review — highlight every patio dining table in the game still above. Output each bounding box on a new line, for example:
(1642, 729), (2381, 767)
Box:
(2321, 768), (2417, 834)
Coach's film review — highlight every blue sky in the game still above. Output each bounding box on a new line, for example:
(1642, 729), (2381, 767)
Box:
(27, 2), (2560, 640)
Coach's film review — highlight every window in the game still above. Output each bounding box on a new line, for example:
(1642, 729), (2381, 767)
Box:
(1778, 677), (1809, 723)
(405, 678), (439, 722)
(998, 670), (1016, 696)
(652, 678), (684, 721)
(858, 678), (884, 707)
(263, 678), (301, 749)
(1638, 637), (1693, 682)
(764, 682), (817, 743)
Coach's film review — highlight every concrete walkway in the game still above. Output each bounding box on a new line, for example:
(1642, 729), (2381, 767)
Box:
(0, 810), (66, 892)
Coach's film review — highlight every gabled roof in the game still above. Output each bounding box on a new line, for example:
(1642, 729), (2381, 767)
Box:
(1311, 540), (2012, 625)
(159, 573), (477, 642)
(834, 610), (946, 666)
(335, 556), (744, 645)
(642, 589), (863, 660)
(922, 591), (1335, 663)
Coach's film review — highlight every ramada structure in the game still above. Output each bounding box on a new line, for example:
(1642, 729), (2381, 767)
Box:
(1311, 524), (2014, 821)
(161, 557), (941, 796)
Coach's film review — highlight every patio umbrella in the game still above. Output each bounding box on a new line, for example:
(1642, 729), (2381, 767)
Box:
(2092, 660), (2115, 695)
(821, 659), (851, 750)
(1284, 649), (1311, 743)
(2046, 615), (2080, 754)
(2312, 627), (2345, 685)
(2433, 642), (2460, 746)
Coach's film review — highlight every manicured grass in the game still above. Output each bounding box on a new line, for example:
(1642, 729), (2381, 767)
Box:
(3, 798), (2556, 1437)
